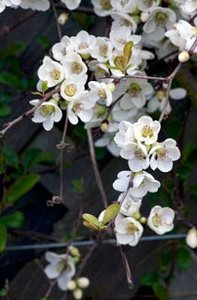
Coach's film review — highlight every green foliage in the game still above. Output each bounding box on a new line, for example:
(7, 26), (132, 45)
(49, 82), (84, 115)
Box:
(73, 123), (87, 141)
(37, 36), (52, 50)
(102, 203), (120, 225)
(176, 246), (192, 270)
(140, 272), (159, 286)
(152, 282), (169, 300)
(22, 148), (55, 172)
(71, 178), (84, 194)
(7, 174), (40, 204)
(95, 147), (107, 160)
(0, 211), (24, 228)
(0, 225), (7, 253)
(0, 288), (7, 296)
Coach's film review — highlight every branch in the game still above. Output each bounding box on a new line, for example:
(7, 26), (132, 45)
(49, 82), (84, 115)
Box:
(86, 128), (108, 209)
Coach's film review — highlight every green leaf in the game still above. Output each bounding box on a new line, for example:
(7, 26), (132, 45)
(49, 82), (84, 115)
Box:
(0, 42), (26, 57)
(0, 211), (24, 228)
(71, 178), (84, 194)
(0, 225), (7, 253)
(176, 246), (192, 270)
(0, 104), (11, 117)
(0, 72), (21, 89)
(140, 272), (159, 286)
(102, 203), (120, 225)
(95, 147), (107, 160)
(37, 36), (51, 50)
(5, 147), (20, 169)
(7, 174), (40, 204)
(82, 213), (98, 225)
(122, 41), (133, 70)
(152, 282), (169, 300)
(22, 148), (54, 171)
(73, 124), (87, 141)
(82, 213), (104, 230)
(0, 288), (7, 296)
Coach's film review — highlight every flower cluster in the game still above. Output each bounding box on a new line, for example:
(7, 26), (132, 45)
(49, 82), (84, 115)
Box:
(0, 0), (81, 13)
(112, 116), (180, 246)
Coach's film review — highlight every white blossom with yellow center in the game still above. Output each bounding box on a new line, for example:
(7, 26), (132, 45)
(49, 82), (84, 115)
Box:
(60, 74), (87, 101)
(133, 116), (161, 145)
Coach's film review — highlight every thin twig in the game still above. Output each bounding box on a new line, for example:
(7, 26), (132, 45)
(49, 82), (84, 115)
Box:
(119, 246), (133, 289)
(86, 128), (108, 208)
(51, 0), (62, 40)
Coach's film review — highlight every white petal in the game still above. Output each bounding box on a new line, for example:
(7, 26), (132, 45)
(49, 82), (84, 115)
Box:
(170, 88), (187, 100)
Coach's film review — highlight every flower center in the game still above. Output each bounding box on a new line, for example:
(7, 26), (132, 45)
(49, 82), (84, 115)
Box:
(134, 148), (145, 160)
(120, 0), (129, 8)
(57, 259), (72, 274)
(128, 83), (141, 96)
(100, 0), (112, 10)
(99, 45), (108, 57)
(64, 84), (77, 96)
(142, 126), (153, 137)
(40, 105), (55, 116)
(156, 147), (167, 159)
(127, 223), (139, 234)
(155, 12), (168, 25)
(152, 214), (162, 227)
(50, 69), (61, 80)
(78, 42), (89, 50)
(71, 62), (83, 74)
(73, 102), (84, 113)
(98, 89), (107, 99)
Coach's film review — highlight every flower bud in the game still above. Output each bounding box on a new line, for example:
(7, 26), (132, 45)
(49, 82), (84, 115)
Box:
(69, 246), (80, 258)
(58, 13), (69, 25)
(73, 288), (83, 300)
(140, 12), (149, 22)
(132, 211), (141, 220)
(67, 280), (77, 291)
(100, 122), (109, 132)
(186, 227), (197, 249)
(140, 217), (147, 224)
(178, 51), (190, 63)
(77, 277), (90, 289)
(107, 82), (115, 92)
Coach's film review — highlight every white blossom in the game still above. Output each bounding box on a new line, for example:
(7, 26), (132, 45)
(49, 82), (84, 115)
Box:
(38, 56), (64, 88)
(123, 142), (149, 172)
(170, 88), (187, 100)
(111, 13), (137, 33)
(70, 30), (96, 58)
(143, 7), (176, 41)
(133, 116), (161, 145)
(149, 138), (181, 172)
(186, 227), (197, 249)
(147, 91), (171, 114)
(148, 206), (175, 235)
(110, 27), (141, 51)
(62, 51), (87, 78)
(95, 133), (120, 157)
(44, 251), (75, 291)
(114, 121), (134, 148)
(91, 37), (112, 62)
(60, 75), (87, 101)
(115, 214), (143, 246)
(30, 99), (62, 131)
(118, 191), (142, 217)
(92, 0), (113, 17)
(0, 0), (21, 12)
(111, 0), (137, 14)
(52, 36), (71, 62)
(60, 0), (81, 10)
(88, 81), (114, 106)
(20, 0), (50, 11)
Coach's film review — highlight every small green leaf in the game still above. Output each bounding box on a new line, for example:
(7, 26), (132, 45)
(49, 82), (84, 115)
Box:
(0, 72), (21, 88)
(176, 246), (192, 270)
(41, 81), (48, 92)
(0, 211), (24, 228)
(37, 36), (51, 50)
(140, 272), (158, 286)
(102, 203), (120, 225)
(0, 288), (7, 296)
(71, 178), (84, 194)
(82, 213), (103, 231)
(7, 174), (40, 204)
(0, 225), (7, 253)
(5, 147), (20, 169)
(0, 104), (11, 117)
(152, 282), (169, 300)
(82, 213), (98, 225)
(122, 41), (133, 70)
(22, 148), (54, 171)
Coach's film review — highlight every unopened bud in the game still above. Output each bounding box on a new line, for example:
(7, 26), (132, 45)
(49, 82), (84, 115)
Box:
(132, 211), (141, 220)
(69, 246), (80, 257)
(186, 227), (197, 249)
(156, 90), (165, 100)
(107, 82), (115, 92)
(58, 13), (69, 25)
(77, 277), (90, 289)
(178, 51), (190, 63)
(73, 288), (83, 300)
(100, 122), (109, 132)
(140, 12), (149, 22)
(67, 280), (77, 291)
(140, 217), (147, 224)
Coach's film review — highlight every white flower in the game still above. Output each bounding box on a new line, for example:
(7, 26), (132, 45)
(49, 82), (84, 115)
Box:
(137, 0), (159, 12)
(186, 227), (197, 249)
(122, 142), (149, 172)
(176, 0), (197, 15)
(70, 31), (96, 58)
(52, 36), (71, 62)
(38, 56), (64, 88)
(20, 0), (50, 11)
(111, 0), (137, 13)
(67, 92), (95, 125)
(147, 91), (171, 114)
(30, 99), (62, 131)
(113, 170), (160, 197)
(149, 138), (181, 172)
(61, 0), (81, 10)
(92, 0), (113, 17)
(133, 116), (161, 145)
(63, 51), (87, 77)
(147, 206), (175, 235)
(95, 133), (120, 157)
(88, 81), (114, 106)
(111, 13), (137, 33)
(91, 37), (112, 62)
(118, 191), (142, 217)
(143, 7), (176, 41)
(115, 214), (143, 246)
(120, 78), (153, 109)
(60, 75), (87, 101)
(110, 27), (141, 51)
(77, 277), (90, 289)
(0, 0), (21, 12)
(44, 251), (76, 291)
(114, 121), (134, 148)
(165, 20), (197, 53)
